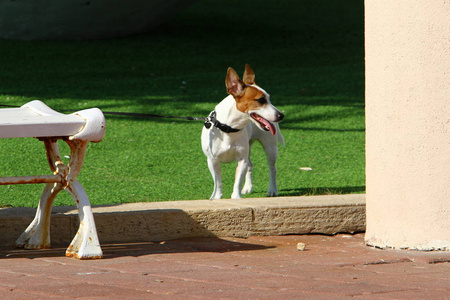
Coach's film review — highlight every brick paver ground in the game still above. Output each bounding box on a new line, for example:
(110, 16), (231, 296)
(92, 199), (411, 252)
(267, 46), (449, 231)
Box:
(0, 233), (449, 299)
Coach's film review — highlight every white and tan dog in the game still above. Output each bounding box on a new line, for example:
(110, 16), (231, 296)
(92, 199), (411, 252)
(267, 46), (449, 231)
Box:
(201, 64), (285, 199)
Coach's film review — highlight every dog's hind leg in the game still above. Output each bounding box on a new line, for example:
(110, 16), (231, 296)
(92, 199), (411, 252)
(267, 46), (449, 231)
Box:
(207, 158), (223, 200)
(262, 143), (279, 197)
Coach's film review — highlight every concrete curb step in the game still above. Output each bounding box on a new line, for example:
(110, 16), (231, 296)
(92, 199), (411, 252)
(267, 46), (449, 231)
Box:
(0, 194), (365, 247)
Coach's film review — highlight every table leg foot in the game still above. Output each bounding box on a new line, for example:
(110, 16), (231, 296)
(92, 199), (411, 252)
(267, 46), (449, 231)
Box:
(15, 182), (63, 249)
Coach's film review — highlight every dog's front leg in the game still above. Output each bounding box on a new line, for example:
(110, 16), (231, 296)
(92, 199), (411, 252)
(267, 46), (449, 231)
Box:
(241, 158), (253, 195)
(207, 158), (223, 200)
(232, 158), (249, 199)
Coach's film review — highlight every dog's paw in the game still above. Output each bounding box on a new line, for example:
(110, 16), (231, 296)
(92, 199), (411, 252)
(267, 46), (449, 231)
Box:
(241, 185), (253, 195)
(209, 192), (223, 200)
(231, 193), (242, 199)
(266, 190), (278, 197)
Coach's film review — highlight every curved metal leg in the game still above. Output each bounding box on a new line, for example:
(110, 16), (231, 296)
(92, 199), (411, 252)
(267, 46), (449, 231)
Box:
(16, 139), (63, 249)
(64, 139), (102, 259)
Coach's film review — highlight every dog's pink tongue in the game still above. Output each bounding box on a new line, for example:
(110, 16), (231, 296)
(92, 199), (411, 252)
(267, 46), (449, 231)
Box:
(260, 117), (276, 135)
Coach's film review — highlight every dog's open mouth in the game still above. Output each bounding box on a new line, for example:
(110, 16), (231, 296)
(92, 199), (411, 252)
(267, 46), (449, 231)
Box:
(250, 113), (276, 135)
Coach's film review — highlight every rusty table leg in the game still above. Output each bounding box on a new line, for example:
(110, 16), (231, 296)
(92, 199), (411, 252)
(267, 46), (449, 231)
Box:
(15, 139), (64, 250)
(64, 139), (102, 259)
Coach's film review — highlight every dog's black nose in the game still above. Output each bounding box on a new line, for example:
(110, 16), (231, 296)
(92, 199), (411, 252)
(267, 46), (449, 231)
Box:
(277, 112), (284, 122)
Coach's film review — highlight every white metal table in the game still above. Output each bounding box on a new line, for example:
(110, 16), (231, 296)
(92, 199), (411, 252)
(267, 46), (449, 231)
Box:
(0, 100), (105, 259)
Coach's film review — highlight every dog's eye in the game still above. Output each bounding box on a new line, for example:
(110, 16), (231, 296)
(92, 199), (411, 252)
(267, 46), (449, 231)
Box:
(255, 97), (267, 105)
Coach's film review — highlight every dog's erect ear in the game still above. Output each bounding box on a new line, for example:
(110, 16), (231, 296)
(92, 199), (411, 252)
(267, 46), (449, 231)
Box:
(226, 67), (245, 97)
(243, 64), (255, 85)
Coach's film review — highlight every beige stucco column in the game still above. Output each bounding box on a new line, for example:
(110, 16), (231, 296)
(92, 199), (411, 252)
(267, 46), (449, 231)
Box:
(365, 1), (450, 250)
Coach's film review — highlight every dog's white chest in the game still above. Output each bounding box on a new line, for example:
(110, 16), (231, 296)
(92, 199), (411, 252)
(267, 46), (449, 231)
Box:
(201, 127), (249, 163)
(215, 143), (247, 163)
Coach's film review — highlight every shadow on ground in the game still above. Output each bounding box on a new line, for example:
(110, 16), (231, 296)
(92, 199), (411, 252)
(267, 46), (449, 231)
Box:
(0, 237), (274, 260)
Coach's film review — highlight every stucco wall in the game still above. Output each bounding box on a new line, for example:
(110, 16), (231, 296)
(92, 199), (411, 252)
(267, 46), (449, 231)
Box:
(365, 1), (450, 250)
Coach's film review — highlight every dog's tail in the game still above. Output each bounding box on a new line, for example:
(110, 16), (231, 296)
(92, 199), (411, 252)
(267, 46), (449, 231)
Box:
(275, 124), (286, 147)
(278, 132), (286, 147)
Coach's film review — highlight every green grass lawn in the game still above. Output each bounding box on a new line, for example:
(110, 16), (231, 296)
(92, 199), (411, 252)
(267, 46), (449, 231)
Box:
(0, 0), (365, 207)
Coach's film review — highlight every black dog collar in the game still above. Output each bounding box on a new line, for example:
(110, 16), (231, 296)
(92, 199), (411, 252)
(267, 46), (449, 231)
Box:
(204, 111), (241, 133)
